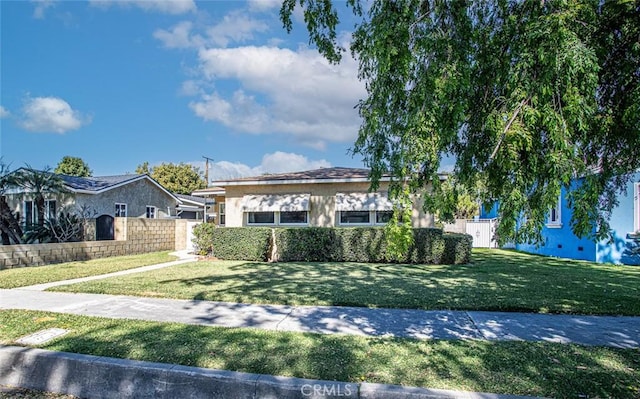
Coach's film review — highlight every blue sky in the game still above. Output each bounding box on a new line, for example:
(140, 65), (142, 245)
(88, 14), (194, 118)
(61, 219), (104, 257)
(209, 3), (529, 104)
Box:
(0, 0), (367, 181)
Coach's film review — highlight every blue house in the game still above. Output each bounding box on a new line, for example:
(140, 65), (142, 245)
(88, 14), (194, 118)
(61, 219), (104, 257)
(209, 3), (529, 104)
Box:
(480, 171), (640, 265)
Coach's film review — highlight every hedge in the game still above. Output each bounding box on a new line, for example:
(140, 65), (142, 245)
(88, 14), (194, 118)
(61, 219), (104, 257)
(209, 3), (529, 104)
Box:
(192, 225), (271, 261)
(193, 225), (472, 264)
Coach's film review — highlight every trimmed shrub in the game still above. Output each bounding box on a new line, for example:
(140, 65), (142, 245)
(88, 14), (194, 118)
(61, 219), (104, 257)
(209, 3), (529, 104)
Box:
(191, 223), (216, 256)
(275, 227), (341, 262)
(211, 227), (271, 261)
(442, 233), (473, 264)
(336, 228), (389, 263)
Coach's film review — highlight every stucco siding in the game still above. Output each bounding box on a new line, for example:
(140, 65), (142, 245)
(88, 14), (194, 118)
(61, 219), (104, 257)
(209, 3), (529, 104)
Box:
(74, 179), (177, 218)
(223, 181), (434, 228)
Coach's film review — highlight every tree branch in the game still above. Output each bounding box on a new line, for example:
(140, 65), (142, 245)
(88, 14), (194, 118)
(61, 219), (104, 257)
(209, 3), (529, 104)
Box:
(489, 98), (529, 160)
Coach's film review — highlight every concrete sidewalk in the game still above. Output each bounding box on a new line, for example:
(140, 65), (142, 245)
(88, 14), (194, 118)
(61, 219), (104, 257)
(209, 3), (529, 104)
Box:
(1, 288), (638, 348)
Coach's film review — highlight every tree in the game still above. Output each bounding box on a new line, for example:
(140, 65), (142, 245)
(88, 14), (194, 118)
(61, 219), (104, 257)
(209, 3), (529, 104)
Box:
(136, 162), (206, 195)
(12, 166), (71, 229)
(55, 156), (92, 177)
(0, 162), (23, 245)
(281, 0), (640, 244)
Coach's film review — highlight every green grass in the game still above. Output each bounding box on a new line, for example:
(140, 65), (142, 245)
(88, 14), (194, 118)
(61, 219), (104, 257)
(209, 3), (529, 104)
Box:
(51, 249), (640, 315)
(0, 252), (177, 289)
(1, 310), (638, 399)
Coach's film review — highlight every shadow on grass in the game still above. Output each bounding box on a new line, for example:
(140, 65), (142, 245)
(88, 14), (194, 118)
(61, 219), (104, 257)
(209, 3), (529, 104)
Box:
(156, 249), (640, 315)
(6, 310), (638, 399)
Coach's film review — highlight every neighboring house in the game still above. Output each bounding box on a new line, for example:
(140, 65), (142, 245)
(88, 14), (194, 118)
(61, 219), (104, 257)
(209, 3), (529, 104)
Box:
(7, 172), (180, 226)
(191, 186), (226, 224)
(175, 194), (216, 220)
(202, 167), (439, 228)
(479, 171), (640, 265)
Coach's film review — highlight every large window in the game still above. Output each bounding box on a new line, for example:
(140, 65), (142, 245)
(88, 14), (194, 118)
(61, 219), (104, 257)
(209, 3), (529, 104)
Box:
(280, 211), (308, 225)
(247, 211), (275, 225)
(45, 200), (56, 220)
(24, 201), (35, 227)
(115, 203), (127, 217)
(547, 194), (562, 227)
(146, 206), (156, 219)
(339, 211), (370, 225)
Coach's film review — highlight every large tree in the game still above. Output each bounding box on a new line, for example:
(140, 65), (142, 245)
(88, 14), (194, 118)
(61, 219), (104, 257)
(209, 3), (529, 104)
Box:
(136, 162), (206, 195)
(55, 156), (92, 177)
(281, 0), (639, 244)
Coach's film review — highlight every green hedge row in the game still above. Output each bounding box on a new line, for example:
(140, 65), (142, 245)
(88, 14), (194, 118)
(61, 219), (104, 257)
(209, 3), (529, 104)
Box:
(192, 225), (472, 264)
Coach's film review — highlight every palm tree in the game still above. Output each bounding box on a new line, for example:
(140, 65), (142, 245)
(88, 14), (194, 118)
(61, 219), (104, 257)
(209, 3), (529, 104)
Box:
(0, 162), (23, 244)
(12, 165), (71, 229)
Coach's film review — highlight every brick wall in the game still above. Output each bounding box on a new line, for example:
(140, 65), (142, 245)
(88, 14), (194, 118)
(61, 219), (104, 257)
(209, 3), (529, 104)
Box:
(0, 218), (183, 270)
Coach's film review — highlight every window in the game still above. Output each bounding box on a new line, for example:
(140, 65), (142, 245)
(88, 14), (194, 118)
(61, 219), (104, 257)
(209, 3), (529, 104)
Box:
(247, 211), (275, 225)
(45, 200), (56, 220)
(547, 194), (562, 227)
(376, 210), (394, 224)
(146, 206), (156, 219)
(340, 211), (370, 225)
(24, 201), (35, 226)
(219, 203), (226, 226)
(280, 211), (308, 225)
(115, 203), (127, 217)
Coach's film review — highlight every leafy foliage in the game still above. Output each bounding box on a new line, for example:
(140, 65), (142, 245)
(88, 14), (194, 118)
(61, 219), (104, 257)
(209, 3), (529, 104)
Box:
(54, 156), (92, 177)
(136, 162), (206, 195)
(193, 225), (272, 261)
(281, 0), (640, 245)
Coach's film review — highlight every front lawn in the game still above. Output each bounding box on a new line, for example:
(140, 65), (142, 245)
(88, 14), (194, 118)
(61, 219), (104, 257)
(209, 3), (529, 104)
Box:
(0, 252), (177, 289)
(50, 249), (640, 315)
(1, 310), (638, 399)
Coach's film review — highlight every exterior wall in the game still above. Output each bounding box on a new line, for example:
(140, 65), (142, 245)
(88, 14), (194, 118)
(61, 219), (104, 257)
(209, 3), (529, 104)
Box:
(0, 217), (180, 269)
(596, 172), (640, 265)
(223, 181), (434, 228)
(74, 179), (177, 219)
(514, 183), (597, 262)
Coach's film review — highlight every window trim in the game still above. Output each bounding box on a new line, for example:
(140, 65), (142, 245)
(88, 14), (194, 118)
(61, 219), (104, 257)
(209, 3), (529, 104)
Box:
(219, 203), (226, 226)
(23, 200), (35, 226)
(338, 210), (394, 226)
(278, 211), (309, 226)
(546, 194), (562, 228)
(115, 203), (127, 217)
(146, 205), (157, 219)
(246, 211), (276, 226)
(45, 199), (56, 220)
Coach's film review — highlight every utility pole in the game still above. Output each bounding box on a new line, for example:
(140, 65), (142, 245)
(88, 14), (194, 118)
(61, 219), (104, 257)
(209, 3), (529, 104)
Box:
(202, 156), (214, 185)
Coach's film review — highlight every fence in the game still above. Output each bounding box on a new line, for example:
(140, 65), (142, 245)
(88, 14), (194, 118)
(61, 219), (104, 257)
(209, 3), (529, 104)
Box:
(0, 218), (195, 269)
(465, 218), (498, 248)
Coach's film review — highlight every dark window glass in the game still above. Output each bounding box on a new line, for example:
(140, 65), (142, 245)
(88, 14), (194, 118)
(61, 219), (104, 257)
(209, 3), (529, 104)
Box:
(280, 211), (308, 224)
(248, 212), (275, 224)
(376, 211), (394, 224)
(340, 211), (370, 224)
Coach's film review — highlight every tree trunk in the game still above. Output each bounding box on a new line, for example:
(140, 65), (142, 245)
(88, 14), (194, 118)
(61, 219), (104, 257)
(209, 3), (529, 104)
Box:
(0, 197), (24, 244)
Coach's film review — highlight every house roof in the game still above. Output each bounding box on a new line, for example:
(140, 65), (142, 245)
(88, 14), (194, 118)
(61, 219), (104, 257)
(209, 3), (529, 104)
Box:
(191, 186), (226, 197)
(210, 167), (390, 187)
(175, 193), (215, 206)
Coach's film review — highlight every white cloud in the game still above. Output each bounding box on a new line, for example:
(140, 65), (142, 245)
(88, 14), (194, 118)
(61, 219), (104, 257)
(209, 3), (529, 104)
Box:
(20, 96), (90, 134)
(153, 21), (204, 49)
(89, 0), (196, 15)
(247, 0), (282, 12)
(190, 45), (365, 149)
(207, 152), (332, 181)
(0, 106), (10, 119)
(32, 0), (56, 19)
(206, 11), (269, 48)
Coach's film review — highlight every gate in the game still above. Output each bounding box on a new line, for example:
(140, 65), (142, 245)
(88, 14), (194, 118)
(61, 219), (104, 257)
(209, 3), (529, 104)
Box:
(96, 214), (115, 241)
(465, 218), (497, 248)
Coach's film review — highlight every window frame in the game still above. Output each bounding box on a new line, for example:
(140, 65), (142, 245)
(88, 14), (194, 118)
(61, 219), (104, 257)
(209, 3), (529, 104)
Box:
(338, 210), (394, 226)
(246, 211), (276, 226)
(45, 199), (56, 220)
(145, 205), (156, 219)
(546, 194), (562, 228)
(278, 211), (309, 225)
(23, 200), (35, 226)
(115, 203), (127, 217)
(219, 203), (226, 226)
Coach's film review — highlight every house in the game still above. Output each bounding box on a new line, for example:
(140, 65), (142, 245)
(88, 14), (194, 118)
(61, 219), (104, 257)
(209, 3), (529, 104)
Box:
(196, 167), (439, 228)
(7, 171), (181, 226)
(190, 186), (226, 224)
(479, 171), (640, 265)
(175, 194), (216, 220)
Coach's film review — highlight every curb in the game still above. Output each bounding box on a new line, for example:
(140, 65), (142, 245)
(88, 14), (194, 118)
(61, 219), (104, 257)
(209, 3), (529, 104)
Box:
(0, 345), (546, 399)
